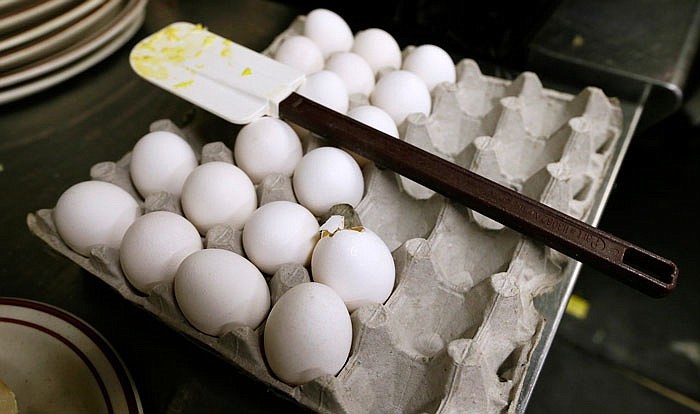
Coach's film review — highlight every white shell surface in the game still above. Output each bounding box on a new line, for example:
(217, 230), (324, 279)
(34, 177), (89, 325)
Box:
(296, 70), (349, 114)
(233, 117), (302, 184)
(174, 249), (270, 335)
(273, 35), (324, 75)
(351, 28), (402, 74)
(292, 146), (364, 216)
(370, 70), (431, 125)
(181, 161), (257, 235)
(324, 51), (375, 96)
(263, 282), (352, 385)
(241, 201), (320, 275)
(402, 44), (456, 91)
(120, 211), (202, 293)
(129, 130), (198, 198)
(53, 181), (141, 256)
(303, 8), (353, 58)
(312, 228), (395, 311)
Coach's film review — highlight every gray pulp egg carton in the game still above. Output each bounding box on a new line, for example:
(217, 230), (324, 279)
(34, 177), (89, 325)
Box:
(26, 17), (624, 414)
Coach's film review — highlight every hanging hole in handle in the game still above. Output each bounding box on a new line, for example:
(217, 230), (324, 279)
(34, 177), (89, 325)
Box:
(622, 247), (676, 285)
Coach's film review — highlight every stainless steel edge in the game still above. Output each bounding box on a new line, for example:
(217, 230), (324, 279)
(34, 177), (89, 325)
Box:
(515, 86), (650, 412)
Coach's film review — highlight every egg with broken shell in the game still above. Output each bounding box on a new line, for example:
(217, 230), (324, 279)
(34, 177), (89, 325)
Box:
(312, 224), (395, 312)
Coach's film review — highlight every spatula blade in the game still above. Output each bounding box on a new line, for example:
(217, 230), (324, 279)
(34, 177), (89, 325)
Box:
(129, 22), (305, 123)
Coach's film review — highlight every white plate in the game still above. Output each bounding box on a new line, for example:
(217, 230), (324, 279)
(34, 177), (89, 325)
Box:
(0, 298), (142, 414)
(0, 0), (79, 34)
(0, 0), (145, 88)
(0, 1), (145, 103)
(0, 0), (123, 72)
(0, 0), (107, 53)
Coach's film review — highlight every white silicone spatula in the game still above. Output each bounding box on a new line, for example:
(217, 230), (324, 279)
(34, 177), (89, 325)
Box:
(129, 22), (678, 297)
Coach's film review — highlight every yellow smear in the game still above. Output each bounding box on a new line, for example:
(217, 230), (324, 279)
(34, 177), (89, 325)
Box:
(221, 40), (232, 57)
(202, 34), (216, 48)
(148, 30), (164, 44)
(163, 26), (183, 41)
(175, 80), (194, 89)
(565, 294), (589, 319)
(160, 46), (187, 63)
(241, 67), (252, 76)
(131, 23), (214, 83)
(131, 55), (169, 80)
(138, 40), (157, 53)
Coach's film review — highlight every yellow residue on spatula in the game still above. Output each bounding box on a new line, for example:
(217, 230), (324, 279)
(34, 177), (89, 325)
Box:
(130, 23), (214, 84)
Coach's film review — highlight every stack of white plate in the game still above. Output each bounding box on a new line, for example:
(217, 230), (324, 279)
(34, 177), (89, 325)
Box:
(0, 0), (147, 104)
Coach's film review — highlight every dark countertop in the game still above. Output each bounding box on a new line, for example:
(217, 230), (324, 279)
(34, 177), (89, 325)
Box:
(1, 1), (698, 413)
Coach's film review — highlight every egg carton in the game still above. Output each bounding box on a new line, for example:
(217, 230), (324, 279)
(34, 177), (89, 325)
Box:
(27, 17), (623, 414)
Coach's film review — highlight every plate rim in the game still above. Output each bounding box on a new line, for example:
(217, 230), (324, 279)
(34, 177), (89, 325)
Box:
(0, 297), (143, 414)
(0, 0), (145, 88)
(0, 0), (80, 34)
(0, 1), (144, 104)
(0, 0), (125, 73)
(0, 0), (108, 54)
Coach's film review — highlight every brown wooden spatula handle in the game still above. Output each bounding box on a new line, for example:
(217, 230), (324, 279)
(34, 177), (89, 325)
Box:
(280, 93), (678, 298)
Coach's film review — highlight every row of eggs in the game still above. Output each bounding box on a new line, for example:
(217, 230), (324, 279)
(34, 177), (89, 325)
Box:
(52, 122), (395, 385)
(275, 8), (456, 126)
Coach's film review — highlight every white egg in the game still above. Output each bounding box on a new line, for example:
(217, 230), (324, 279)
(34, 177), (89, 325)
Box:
(242, 201), (320, 275)
(303, 8), (353, 58)
(292, 147), (364, 216)
(370, 70), (431, 125)
(120, 211), (202, 293)
(346, 105), (400, 166)
(264, 282), (352, 385)
(402, 44), (456, 91)
(312, 227), (395, 312)
(274, 35), (324, 75)
(174, 249), (270, 335)
(324, 52), (375, 96)
(129, 131), (198, 198)
(351, 28), (402, 74)
(234, 117), (303, 184)
(53, 181), (141, 256)
(296, 70), (349, 114)
(347, 105), (399, 138)
(181, 161), (257, 235)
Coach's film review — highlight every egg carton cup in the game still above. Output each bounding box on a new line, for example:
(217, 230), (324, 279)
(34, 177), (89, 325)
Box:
(27, 18), (623, 414)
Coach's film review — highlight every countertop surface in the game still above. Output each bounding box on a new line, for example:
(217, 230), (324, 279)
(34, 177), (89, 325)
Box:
(1, 1), (698, 413)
